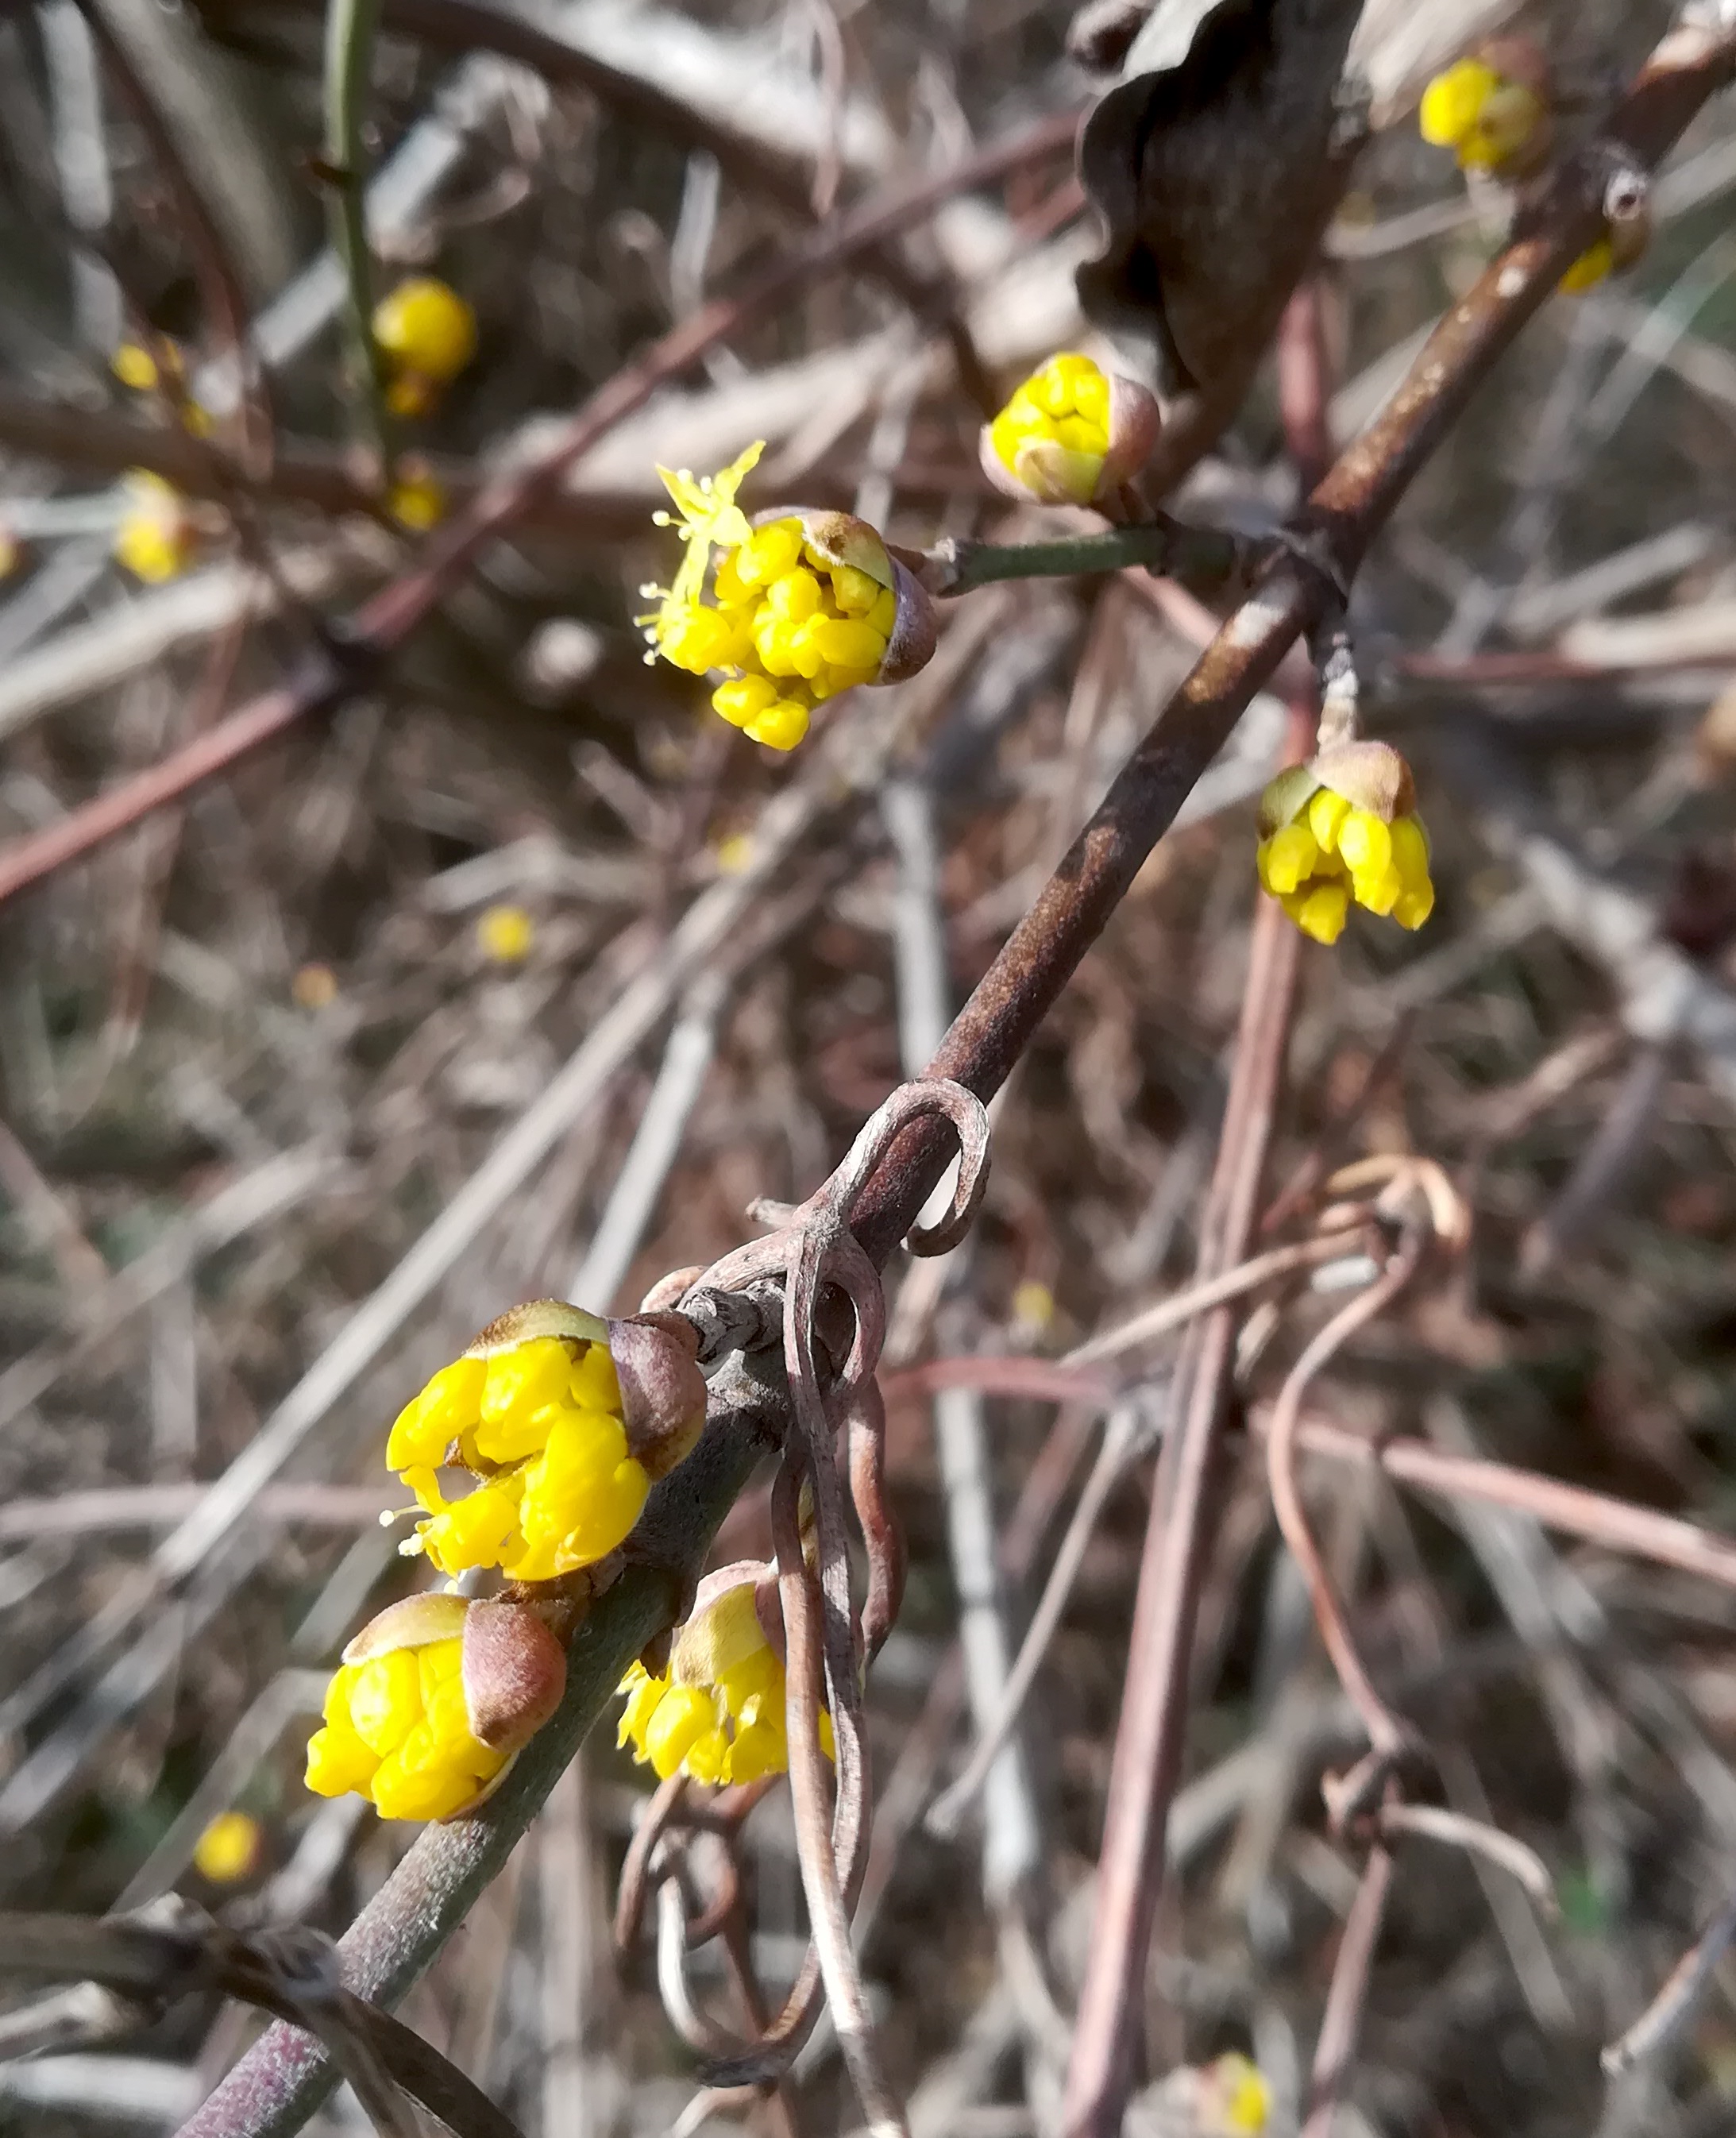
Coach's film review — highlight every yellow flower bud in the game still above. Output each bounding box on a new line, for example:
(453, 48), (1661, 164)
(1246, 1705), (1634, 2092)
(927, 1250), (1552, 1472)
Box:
(981, 352), (1160, 507)
(372, 276), (478, 385)
(113, 341), (169, 392)
(638, 444), (936, 751)
(387, 460), (446, 531)
(193, 1810), (262, 1882)
(114, 472), (199, 583)
(1256, 742), (1433, 944)
(306, 1592), (565, 1821)
(616, 1563), (831, 1787)
(476, 902), (534, 964)
(1418, 43), (1551, 179)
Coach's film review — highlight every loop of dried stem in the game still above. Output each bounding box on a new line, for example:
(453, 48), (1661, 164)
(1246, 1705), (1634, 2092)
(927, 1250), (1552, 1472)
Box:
(1265, 1217), (1434, 1825)
(0, 1906), (518, 2138)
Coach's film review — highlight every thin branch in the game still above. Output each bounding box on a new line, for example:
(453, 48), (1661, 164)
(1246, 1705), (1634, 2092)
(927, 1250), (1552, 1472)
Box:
(1059, 1225), (1375, 1367)
(322, 0), (390, 469)
(1375, 1801), (1557, 1913)
(918, 519), (1241, 598)
(1603, 1881), (1736, 2075)
(1264, 1408), (1736, 1599)
(925, 1403), (1147, 1839)
(773, 1456), (905, 2138)
(1265, 1235), (1429, 1800)
(1301, 1835), (1394, 2138)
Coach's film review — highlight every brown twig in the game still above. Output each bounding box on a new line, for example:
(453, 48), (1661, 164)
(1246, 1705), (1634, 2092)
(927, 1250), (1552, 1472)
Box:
(1300, 1831), (1394, 2138)
(1265, 1228), (1431, 1816)
(1055, 272), (1327, 2138)
(1261, 1408), (1736, 1598)
(1602, 1880), (1736, 2075)
(0, 1908), (519, 2138)
(1374, 1800), (1557, 1912)
(772, 1452), (903, 2137)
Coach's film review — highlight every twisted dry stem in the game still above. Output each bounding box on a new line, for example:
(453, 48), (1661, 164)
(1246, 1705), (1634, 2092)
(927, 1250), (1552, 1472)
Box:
(1300, 1824), (1395, 2138)
(1264, 1220), (1431, 1822)
(0, 1909), (516, 2138)
(662, 1083), (986, 2109)
(700, 1083), (987, 2128)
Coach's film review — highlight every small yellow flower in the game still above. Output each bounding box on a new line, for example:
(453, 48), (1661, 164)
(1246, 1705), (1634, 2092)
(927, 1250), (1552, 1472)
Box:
(639, 443), (935, 752)
(292, 962), (338, 1009)
(113, 341), (213, 434)
(385, 1303), (705, 1582)
(305, 1592), (564, 1822)
(982, 352), (1159, 507)
(373, 277), (477, 416)
(114, 471), (199, 583)
(1418, 49), (1548, 176)
(617, 1565), (831, 1786)
(1206, 2053), (1272, 2136)
(1010, 1279), (1055, 1331)
(476, 902), (534, 963)
(114, 341), (179, 392)
(387, 459), (446, 531)
(193, 1810), (262, 1882)
(1256, 743), (1434, 944)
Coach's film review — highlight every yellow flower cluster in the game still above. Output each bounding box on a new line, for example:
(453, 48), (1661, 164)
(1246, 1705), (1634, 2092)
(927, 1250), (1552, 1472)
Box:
(987, 353), (1113, 504)
(642, 442), (899, 753)
(307, 1623), (506, 1822)
(1418, 56), (1545, 174)
(306, 1592), (566, 1824)
(372, 276), (478, 418)
(114, 471), (199, 583)
(618, 1573), (823, 1786)
(1258, 787), (1433, 945)
(388, 1326), (650, 1581)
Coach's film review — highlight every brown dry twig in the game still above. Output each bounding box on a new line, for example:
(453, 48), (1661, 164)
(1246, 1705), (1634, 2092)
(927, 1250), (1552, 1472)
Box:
(1266, 1161), (1469, 1826)
(0, 1905), (517, 2138)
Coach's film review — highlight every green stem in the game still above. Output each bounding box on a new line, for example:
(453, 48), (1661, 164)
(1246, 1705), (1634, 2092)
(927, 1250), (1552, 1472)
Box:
(921, 517), (1244, 597)
(323, 0), (389, 474)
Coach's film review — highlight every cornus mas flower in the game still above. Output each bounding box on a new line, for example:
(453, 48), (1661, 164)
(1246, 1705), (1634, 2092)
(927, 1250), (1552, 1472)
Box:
(1418, 43), (1550, 177)
(306, 1593), (565, 1821)
(1256, 742), (1434, 946)
(617, 1563), (831, 1785)
(112, 340), (214, 435)
(192, 1811), (262, 1883)
(639, 441), (937, 753)
(981, 352), (1159, 507)
(372, 276), (478, 417)
(386, 1302), (706, 1581)
(386, 459), (446, 531)
(114, 472), (199, 583)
